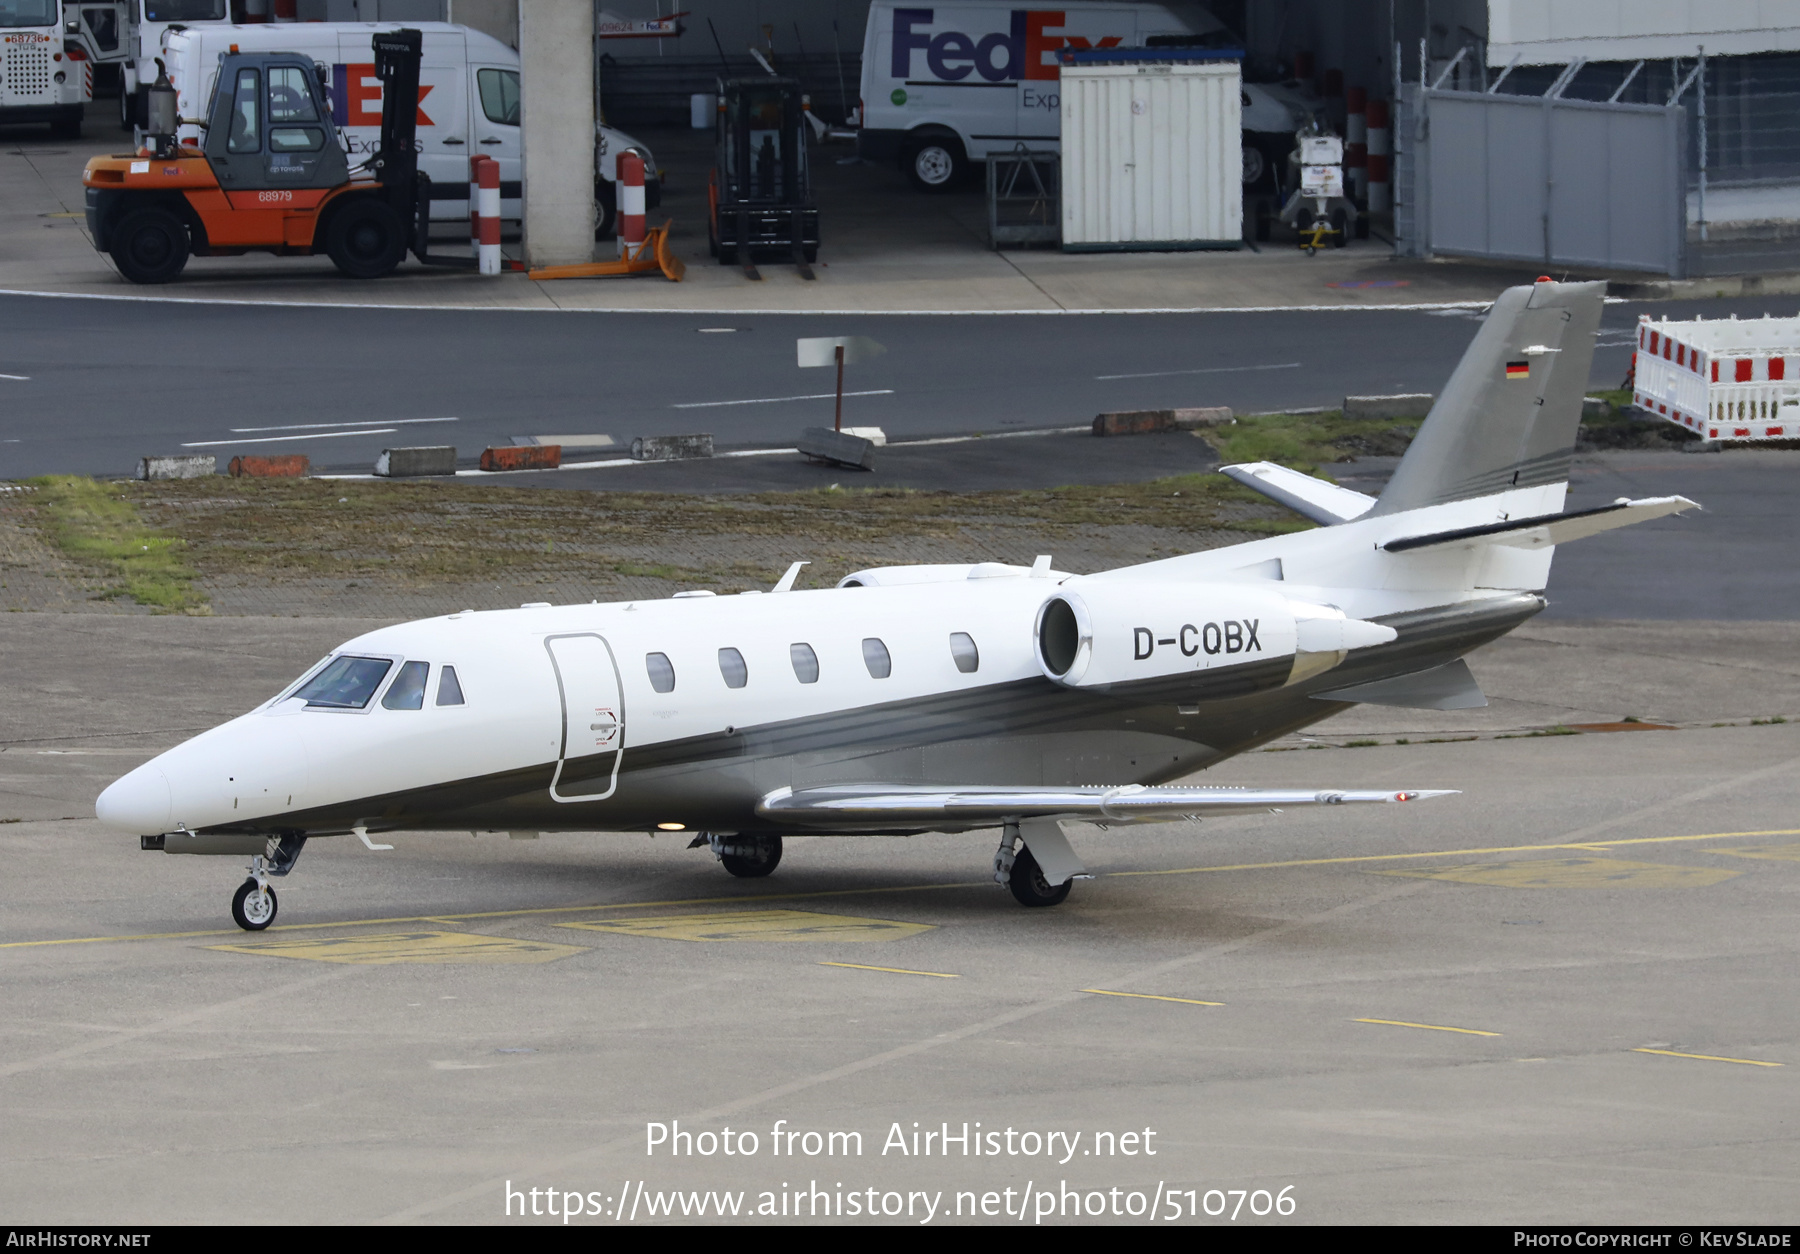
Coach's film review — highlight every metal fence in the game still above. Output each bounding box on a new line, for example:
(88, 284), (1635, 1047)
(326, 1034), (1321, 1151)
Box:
(1395, 50), (1800, 278)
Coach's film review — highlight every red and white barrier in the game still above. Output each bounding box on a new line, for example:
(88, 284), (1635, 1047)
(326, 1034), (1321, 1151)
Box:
(471, 154), (501, 276)
(1345, 85), (1367, 203)
(1365, 98), (1391, 213)
(617, 149), (646, 259)
(1634, 313), (1800, 442)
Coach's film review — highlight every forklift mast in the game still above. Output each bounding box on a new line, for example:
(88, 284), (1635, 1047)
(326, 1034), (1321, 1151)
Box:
(369, 27), (423, 222)
(711, 75), (819, 272)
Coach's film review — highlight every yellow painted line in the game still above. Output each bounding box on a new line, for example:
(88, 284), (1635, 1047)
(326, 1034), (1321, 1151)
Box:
(1355, 1018), (1502, 1037)
(1106, 829), (1800, 879)
(1632, 1047), (1783, 1068)
(8, 828), (1799, 953)
(1081, 989), (1224, 1006)
(561, 909), (932, 943)
(207, 930), (585, 965)
(818, 961), (959, 979)
(1376, 857), (1741, 890)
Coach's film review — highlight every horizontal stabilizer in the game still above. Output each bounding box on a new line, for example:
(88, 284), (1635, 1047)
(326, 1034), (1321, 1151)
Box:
(1312, 658), (1488, 709)
(1220, 461), (1377, 525)
(759, 783), (1456, 829)
(1383, 496), (1698, 553)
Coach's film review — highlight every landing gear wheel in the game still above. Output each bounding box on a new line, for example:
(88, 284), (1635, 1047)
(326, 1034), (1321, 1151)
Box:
(1007, 845), (1071, 908)
(109, 207), (190, 284)
(232, 878), (278, 931)
(325, 199), (407, 279)
(905, 138), (963, 193)
(720, 834), (782, 878)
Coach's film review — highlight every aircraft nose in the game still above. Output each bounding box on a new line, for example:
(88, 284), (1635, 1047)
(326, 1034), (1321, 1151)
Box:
(96, 763), (173, 833)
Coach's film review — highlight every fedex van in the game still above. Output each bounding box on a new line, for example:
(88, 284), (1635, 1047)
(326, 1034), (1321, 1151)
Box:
(163, 22), (658, 232)
(859, 1), (1309, 192)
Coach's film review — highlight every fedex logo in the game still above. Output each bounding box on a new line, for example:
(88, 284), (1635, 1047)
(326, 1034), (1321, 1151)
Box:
(325, 63), (435, 127)
(890, 8), (1122, 83)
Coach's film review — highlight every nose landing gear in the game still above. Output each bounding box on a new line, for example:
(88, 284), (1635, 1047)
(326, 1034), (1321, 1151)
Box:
(230, 833), (307, 931)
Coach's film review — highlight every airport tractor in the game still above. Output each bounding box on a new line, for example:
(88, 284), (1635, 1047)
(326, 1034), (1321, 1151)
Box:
(82, 27), (473, 283)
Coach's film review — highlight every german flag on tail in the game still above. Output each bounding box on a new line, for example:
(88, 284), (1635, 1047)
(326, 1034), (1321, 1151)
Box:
(1505, 360), (1531, 379)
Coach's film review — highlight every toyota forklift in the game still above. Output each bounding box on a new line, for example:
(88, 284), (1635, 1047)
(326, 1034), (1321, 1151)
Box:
(83, 29), (471, 284)
(707, 75), (819, 279)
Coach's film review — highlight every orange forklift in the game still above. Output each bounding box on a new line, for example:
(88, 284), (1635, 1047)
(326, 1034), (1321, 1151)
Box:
(83, 29), (471, 284)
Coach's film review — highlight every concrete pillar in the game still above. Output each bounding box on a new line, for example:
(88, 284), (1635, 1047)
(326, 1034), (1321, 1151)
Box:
(519, 0), (595, 268)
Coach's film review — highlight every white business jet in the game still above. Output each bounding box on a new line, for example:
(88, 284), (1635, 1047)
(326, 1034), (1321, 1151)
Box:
(98, 280), (1695, 930)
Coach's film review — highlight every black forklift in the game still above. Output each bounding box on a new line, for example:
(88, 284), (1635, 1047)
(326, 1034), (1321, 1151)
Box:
(707, 76), (819, 280)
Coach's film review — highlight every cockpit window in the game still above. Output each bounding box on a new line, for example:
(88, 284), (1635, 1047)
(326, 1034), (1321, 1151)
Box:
(294, 655), (393, 709)
(381, 660), (429, 710)
(436, 665), (465, 706)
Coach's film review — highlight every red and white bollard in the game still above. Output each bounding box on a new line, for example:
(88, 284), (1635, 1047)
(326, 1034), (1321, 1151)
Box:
(471, 154), (501, 276)
(1345, 85), (1367, 203)
(617, 149), (646, 258)
(1365, 98), (1391, 214)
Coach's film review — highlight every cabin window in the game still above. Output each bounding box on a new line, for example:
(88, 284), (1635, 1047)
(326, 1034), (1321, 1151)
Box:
(294, 655), (392, 709)
(790, 642), (820, 683)
(862, 637), (892, 679)
(227, 67), (261, 153)
(718, 647), (749, 689)
(269, 126), (326, 152)
(477, 68), (522, 127)
(381, 660), (429, 710)
(267, 65), (320, 123)
(436, 665), (466, 706)
(949, 632), (979, 674)
(645, 652), (676, 694)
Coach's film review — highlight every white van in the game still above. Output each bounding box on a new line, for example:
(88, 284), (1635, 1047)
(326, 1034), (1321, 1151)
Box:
(858, 1), (1309, 191)
(163, 21), (658, 231)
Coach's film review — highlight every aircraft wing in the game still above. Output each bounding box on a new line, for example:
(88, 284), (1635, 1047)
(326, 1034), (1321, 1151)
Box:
(1383, 495), (1698, 553)
(757, 783), (1456, 828)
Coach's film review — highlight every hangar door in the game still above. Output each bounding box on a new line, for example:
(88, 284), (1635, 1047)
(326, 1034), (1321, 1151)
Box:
(1426, 89), (1687, 276)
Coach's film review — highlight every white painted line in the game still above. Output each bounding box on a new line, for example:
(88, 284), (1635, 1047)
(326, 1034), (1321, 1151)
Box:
(183, 428), (397, 447)
(673, 389), (894, 410)
(0, 373), (29, 381)
(0, 288), (1507, 315)
(230, 417), (458, 433)
(1096, 361), (1302, 381)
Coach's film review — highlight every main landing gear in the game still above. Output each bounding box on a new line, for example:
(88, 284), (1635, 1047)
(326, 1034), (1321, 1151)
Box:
(693, 832), (783, 878)
(994, 819), (1074, 908)
(230, 834), (307, 931)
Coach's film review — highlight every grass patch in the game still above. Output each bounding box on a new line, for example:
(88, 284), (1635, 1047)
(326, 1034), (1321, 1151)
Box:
(1199, 410), (1420, 476)
(23, 476), (206, 612)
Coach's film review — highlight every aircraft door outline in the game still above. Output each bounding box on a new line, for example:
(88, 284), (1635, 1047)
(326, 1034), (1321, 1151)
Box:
(544, 633), (625, 803)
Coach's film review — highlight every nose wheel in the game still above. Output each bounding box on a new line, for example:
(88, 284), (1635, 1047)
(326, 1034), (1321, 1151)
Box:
(232, 877), (278, 930)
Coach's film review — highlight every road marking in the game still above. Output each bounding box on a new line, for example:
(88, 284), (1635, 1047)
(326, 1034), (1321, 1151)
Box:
(0, 287), (1503, 315)
(1632, 1047), (1782, 1067)
(1356, 1018), (1501, 1037)
(1080, 989), (1223, 1006)
(818, 961), (958, 978)
(672, 389), (895, 409)
(182, 429), (397, 447)
(558, 909), (932, 943)
(1375, 857), (1741, 890)
(207, 930), (585, 964)
(11, 828), (1800, 952)
(0, 372), (28, 381)
(1715, 842), (1800, 862)
(1094, 361), (1301, 381)
(230, 417), (457, 433)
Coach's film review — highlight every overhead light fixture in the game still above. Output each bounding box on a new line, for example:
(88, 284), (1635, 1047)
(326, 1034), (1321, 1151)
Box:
(656, 822), (686, 831)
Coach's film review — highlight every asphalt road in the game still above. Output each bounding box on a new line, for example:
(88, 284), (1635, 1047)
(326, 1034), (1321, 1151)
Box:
(2, 292), (1794, 479)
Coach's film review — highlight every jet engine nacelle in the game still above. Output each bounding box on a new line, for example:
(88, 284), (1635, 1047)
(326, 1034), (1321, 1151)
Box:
(1033, 581), (1396, 690)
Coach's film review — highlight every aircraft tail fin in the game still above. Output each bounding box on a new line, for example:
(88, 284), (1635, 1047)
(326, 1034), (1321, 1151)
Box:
(1369, 279), (1606, 516)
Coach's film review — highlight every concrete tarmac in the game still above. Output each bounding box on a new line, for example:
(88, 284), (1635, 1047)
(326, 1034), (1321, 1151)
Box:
(1, 614), (1797, 1225)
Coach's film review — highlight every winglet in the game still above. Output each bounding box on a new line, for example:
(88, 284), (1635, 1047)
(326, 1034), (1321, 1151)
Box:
(772, 561), (810, 592)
